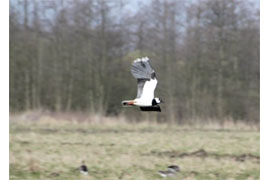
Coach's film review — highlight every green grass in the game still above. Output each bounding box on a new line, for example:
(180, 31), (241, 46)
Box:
(10, 120), (260, 180)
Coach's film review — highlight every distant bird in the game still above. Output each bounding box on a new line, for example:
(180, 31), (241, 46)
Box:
(122, 57), (163, 112)
(158, 170), (175, 178)
(79, 161), (88, 175)
(158, 165), (180, 178)
(167, 165), (180, 173)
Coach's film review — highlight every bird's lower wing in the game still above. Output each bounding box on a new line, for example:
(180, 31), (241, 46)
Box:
(140, 105), (161, 112)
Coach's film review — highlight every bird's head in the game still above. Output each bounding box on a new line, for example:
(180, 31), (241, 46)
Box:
(153, 97), (163, 105)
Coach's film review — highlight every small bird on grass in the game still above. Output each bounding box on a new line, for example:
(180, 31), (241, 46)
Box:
(167, 165), (180, 173)
(79, 161), (88, 175)
(158, 165), (180, 178)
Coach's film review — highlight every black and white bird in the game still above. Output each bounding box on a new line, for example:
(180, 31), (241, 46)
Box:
(79, 161), (88, 175)
(167, 165), (180, 173)
(158, 165), (180, 178)
(122, 57), (163, 112)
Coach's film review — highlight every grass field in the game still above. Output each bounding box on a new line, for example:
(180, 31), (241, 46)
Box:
(10, 116), (260, 180)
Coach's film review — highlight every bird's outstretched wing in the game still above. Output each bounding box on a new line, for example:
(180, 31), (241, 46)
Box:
(131, 57), (156, 80)
(131, 57), (158, 101)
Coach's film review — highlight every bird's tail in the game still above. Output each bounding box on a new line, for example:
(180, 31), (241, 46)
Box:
(122, 100), (135, 107)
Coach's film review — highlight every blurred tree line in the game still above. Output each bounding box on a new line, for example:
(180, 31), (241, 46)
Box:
(10, 0), (259, 124)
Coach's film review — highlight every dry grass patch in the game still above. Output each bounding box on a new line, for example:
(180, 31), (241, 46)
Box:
(10, 117), (259, 180)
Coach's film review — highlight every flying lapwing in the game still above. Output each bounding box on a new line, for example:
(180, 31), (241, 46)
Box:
(122, 57), (163, 112)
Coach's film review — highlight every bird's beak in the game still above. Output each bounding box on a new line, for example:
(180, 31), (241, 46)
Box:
(160, 99), (164, 103)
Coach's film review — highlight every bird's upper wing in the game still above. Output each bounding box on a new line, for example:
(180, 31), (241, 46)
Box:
(131, 57), (156, 80)
(131, 57), (158, 101)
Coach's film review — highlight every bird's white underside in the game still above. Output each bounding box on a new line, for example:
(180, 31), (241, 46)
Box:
(134, 78), (157, 106)
(80, 170), (88, 175)
(157, 172), (167, 177)
(158, 171), (175, 178)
